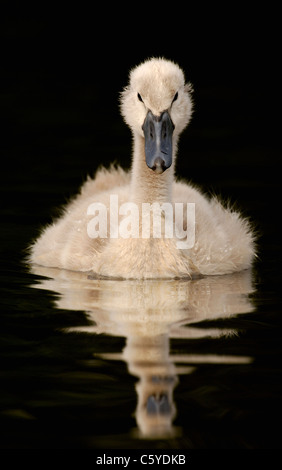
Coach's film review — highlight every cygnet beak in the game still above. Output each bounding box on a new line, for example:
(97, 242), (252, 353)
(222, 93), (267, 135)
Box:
(142, 110), (174, 174)
(146, 393), (171, 415)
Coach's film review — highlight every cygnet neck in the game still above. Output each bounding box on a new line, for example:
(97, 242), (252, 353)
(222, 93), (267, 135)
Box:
(130, 133), (175, 205)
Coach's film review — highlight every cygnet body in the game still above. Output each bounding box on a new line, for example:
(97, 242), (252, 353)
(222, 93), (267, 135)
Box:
(29, 58), (255, 279)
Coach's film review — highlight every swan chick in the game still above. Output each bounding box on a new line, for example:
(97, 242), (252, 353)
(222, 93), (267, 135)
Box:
(29, 57), (256, 279)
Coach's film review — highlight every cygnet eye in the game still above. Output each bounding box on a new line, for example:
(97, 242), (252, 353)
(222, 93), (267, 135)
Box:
(137, 93), (143, 103)
(172, 91), (178, 103)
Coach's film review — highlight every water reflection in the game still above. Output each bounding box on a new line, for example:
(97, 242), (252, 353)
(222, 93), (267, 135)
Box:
(30, 266), (255, 439)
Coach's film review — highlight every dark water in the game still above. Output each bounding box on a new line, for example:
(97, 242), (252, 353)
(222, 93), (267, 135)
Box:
(1, 9), (282, 453)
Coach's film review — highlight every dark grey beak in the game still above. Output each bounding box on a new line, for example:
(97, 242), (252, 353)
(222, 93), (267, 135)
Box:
(142, 110), (174, 174)
(146, 393), (171, 415)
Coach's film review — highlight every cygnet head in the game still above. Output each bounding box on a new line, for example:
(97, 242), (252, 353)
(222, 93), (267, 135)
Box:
(120, 58), (193, 174)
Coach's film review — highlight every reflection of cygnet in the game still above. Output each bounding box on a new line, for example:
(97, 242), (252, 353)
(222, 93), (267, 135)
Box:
(31, 268), (255, 340)
(30, 266), (255, 438)
(136, 373), (179, 439)
(124, 334), (191, 439)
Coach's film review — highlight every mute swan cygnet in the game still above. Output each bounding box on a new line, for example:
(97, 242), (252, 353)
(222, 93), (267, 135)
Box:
(29, 58), (255, 279)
